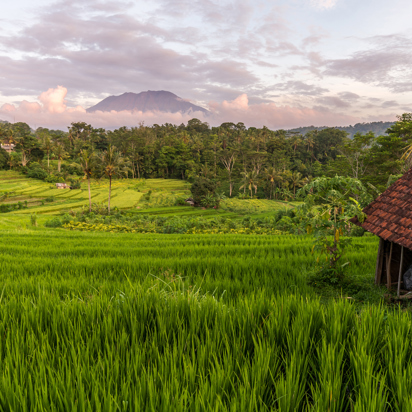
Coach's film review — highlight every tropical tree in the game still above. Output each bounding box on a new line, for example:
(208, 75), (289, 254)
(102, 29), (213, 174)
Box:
(290, 171), (305, 197)
(40, 133), (53, 171)
(239, 171), (259, 199)
(220, 149), (237, 197)
(53, 142), (68, 172)
(100, 145), (130, 213)
(289, 132), (303, 156)
(264, 167), (282, 199)
(72, 149), (98, 213)
(297, 176), (367, 283)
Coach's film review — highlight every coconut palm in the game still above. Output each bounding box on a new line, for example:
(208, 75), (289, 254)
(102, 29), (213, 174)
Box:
(72, 149), (98, 213)
(264, 167), (283, 199)
(289, 132), (303, 156)
(290, 171), (305, 197)
(41, 134), (53, 171)
(53, 142), (68, 172)
(239, 170), (259, 199)
(100, 145), (130, 213)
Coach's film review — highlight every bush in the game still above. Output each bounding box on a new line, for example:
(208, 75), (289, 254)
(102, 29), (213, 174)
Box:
(190, 177), (216, 205)
(0, 148), (9, 170)
(174, 197), (188, 206)
(69, 178), (82, 190)
(44, 217), (63, 228)
(349, 225), (365, 237)
(27, 164), (48, 180)
(45, 174), (64, 184)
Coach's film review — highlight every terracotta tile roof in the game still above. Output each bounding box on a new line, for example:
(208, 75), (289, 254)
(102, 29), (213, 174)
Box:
(351, 168), (412, 250)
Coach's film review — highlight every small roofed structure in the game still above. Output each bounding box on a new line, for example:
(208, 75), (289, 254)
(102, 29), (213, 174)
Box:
(55, 183), (70, 189)
(351, 168), (412, 297)
(1, 144), (15, 153)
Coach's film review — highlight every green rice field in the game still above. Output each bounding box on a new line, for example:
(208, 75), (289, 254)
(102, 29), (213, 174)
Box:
(0, 170), (295, 219)
(1, 172), (411, 411)
(0, 229), (408, 411)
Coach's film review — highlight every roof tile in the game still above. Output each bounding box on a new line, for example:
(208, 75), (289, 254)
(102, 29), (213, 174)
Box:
(352, 169), (412, 250)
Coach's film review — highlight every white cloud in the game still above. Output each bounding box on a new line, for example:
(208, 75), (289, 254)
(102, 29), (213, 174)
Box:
(0, 86), (361, 130)
(310, 0), (338, 10)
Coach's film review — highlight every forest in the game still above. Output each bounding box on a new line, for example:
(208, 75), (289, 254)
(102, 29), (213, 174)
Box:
(0, 115), (410, 202)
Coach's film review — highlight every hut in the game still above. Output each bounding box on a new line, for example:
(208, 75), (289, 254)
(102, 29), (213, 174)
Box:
(351, 169), (412, 297)
(55, 183), (70, 189)
(1, 144), (15, 153)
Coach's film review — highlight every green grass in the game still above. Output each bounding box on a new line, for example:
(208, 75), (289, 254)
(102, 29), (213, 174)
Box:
(1, 171), (408, 410)
(0, 229), (405, 411)
(0, 171), (299, 220)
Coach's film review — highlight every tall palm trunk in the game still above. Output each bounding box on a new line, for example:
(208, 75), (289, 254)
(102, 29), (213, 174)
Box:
(108, 176), (112, 214)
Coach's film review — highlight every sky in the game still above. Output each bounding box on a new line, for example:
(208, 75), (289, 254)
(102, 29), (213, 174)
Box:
(0, 0), (412, 130)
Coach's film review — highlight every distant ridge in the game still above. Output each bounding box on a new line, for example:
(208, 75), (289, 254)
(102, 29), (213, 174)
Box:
(288, 121), (395, 138)
(87, 90), (209, 114)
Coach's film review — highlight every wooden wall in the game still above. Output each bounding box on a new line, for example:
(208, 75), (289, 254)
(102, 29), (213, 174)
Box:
(375, 238), (412, 290)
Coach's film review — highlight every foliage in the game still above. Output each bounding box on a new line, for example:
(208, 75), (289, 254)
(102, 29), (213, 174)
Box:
(30, 213), (37, 227)
(0, 229), (396, 410)
(299, 176), (367, 284)
(69, 178), (82, 189)
(0, 147), (9, 170)
(44, 217), (64, 227)
(190, 177), (217, 205)
(26, 163), (48, 180)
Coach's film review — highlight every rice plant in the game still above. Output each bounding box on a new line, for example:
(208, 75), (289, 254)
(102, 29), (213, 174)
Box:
(0, 226), (405, 410)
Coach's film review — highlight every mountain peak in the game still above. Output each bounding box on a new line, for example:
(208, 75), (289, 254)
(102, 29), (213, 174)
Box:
(87, 90), (208, 114)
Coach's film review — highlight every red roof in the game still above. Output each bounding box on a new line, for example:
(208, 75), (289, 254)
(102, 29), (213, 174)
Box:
(351, 168), (412, 250)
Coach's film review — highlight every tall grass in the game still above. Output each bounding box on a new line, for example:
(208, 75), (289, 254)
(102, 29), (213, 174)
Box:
(0, 230), (403, 410)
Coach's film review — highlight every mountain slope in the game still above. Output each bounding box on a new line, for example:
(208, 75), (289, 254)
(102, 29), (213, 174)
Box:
(87, 91), (208, 114)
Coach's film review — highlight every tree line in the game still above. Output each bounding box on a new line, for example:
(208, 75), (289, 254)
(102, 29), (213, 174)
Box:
(1, 114), (411, 203)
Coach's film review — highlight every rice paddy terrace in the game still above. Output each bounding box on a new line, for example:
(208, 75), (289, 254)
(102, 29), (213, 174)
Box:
(0, 170), (294, 221)
(1, 171), (409, 411)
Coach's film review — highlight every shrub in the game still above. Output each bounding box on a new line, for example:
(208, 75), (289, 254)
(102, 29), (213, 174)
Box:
(174, 197), (188, 206)
(30, 213), (37, 227)
(45, 174), (64, 183)
(27, 164), (48, 180)
(190, 177), (216, 205)
(44, 217), (63, 228)
(69, 178), (82, 190)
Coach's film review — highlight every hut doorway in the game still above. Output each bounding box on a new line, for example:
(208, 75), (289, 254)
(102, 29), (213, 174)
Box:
(376, 238), (412, 296)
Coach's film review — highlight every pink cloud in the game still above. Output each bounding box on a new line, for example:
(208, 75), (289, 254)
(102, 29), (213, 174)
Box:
(0, 86), (361, 130)
(38, 86), (68, 113)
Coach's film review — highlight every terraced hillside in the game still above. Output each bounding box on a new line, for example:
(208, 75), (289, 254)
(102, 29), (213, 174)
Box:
(0, 171), (296, 220)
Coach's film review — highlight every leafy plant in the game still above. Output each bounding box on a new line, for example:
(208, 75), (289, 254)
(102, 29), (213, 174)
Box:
(299, 176), (366, 284)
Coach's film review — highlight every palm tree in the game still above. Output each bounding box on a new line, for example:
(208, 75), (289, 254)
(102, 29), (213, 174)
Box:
(239, 170), (259, 199)
(289, 132), (302, 156)
(41, 135), (53, 171)
(100, 145), (130, 213)
(53, 142), (68, 172)
(290, 171), (305, 197)
(72, 149), (98, 213)
(200, 162), (212, 179)
(264, 167), (282, 199)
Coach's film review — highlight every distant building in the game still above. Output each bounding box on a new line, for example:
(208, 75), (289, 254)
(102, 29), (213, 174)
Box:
(0, 144), (15, 153)
(55, 183), (70, 189)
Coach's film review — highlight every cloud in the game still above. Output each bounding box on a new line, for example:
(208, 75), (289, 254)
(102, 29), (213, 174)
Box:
(310, 0), (338, 10)
(0, 0), (261, 106)
(315, 95), (350, 108)
(39, 86), (68, 113)
(271, 80), (329, 96)
(0, 86), (360, 130)
(324, 34), (412, 92)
